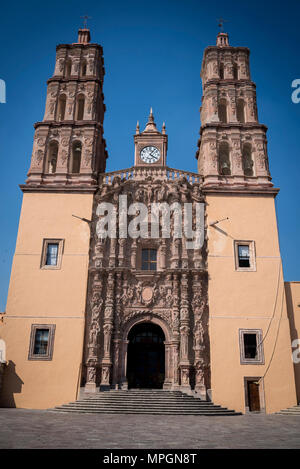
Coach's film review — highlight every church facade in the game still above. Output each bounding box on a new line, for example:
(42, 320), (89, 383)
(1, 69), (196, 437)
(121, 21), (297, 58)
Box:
(0, 28), (299, 414)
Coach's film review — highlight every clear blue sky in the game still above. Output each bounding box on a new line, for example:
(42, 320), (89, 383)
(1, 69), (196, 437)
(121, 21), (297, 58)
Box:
(0, 0), (299, 311)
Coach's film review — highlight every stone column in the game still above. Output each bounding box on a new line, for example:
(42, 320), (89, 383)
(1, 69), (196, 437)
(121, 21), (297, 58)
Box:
(119, 340), (129, 389)
(192, 272), (207, 399)
(171, 273), (180, 388)
(179, 273), (191, 391)
(100, 271), (114, 391)
(85, 272), (103, 393)
(112, 271), (122, 388)
(131, 240), (137, 269)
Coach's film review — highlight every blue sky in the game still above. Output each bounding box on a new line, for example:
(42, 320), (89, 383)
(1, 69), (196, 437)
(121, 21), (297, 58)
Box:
(0, 0), (299, 310)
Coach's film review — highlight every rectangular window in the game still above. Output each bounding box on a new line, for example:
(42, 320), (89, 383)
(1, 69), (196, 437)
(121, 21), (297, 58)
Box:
(46, 243), (59, 266)
(239, 329), (264, 365)
(41, 239), (64, 269)
(244, 333), (257, 359)
(28, 324), (56, 361)
(234, 240), (256, 271)
(33, 329), (49, 355)
(142, 249), (157, 271)
(238, 245), (250, 268)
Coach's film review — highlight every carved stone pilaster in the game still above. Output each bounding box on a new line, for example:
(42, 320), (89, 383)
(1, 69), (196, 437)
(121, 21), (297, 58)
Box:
(101, 271), (114, 390)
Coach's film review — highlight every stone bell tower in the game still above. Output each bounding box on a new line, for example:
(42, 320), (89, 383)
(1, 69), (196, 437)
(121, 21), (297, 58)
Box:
(1, 29), (109, 410)
(26, 28), (107, 187)
(196, 31), (272, 188)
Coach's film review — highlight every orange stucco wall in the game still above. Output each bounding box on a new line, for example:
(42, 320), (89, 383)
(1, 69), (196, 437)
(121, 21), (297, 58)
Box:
(285, 281), (300, 403)
(206, 192), (297, 413)
(0, 192), (93, 408)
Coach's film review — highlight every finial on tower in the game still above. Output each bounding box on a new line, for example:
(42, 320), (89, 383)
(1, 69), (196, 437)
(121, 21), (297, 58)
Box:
(216, 18), (229, 47)
(136, 120), (140, 134)
(162, 122), (166, 134)
(143, 107), (158, 132)
(76, 15), (92, 44)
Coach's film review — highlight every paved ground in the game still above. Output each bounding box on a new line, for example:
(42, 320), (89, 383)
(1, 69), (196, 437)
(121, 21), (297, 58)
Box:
(0, 409), (300, 449)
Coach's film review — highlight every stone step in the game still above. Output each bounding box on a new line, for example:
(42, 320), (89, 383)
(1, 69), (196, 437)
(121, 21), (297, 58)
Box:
(51, 408), (238, 415)
(58, 402), (221, 410)
(277, 405), (300, 415)
(84, 398), (203, 403)
(51, 389), (240, 416)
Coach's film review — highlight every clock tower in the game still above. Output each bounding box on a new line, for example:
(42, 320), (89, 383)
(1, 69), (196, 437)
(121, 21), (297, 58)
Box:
(134, 108), (168, 166)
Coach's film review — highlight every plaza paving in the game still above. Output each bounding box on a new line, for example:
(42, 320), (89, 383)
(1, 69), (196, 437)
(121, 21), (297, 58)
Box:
(0, 408), (300, 448)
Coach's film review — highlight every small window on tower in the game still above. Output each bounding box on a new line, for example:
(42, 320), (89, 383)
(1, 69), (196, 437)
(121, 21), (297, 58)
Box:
(81, 60), (87, 77)
(66, 59), (72, 78)
(71, 141), (82, 173)
(76, 95), (85, 120)
(28, 324), (56, 361)
(141, 249), (157, 271)
(244, 333), (257, 359)
(234, 240), (256, 272)
(238, 245), (250, 268)
(41, 239), (64, 270)
(239, 329), (264, 364)
(46, 141), (58, 174)
(219, 63), (224, 79)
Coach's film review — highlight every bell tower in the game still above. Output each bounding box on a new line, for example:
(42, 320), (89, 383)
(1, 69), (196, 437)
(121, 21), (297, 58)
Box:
(196, 31), (272, 188)
(26, 28), (107, 187)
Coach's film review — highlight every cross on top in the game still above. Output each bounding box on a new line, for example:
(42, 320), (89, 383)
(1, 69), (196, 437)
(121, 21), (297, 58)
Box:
(217, 18), (228, 33)
(81, 15), (92, 29)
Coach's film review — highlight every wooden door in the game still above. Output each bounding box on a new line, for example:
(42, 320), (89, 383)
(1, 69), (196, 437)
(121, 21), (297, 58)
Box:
(248, 381), (260, 412)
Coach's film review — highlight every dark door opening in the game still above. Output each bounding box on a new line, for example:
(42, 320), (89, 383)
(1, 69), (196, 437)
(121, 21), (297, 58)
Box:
(247, 381), (260, 412)
(127, 322), (165, 389)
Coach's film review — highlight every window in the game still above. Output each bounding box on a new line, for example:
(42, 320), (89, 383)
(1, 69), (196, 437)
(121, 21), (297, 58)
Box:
(244, 333), (257, 358)
(233, 62), (238, 80)
(238, 245), (250, 267)
(81, 60), (87, 77)
(57, 94), (66, 121)
(71, 141), (82, 173)
(65, 59), (72, 77)
(219, 62), (224, 79)
(46, 243), (59, 266)
(234, 240), (256, 271)
(239, 329), (264, 365)
(41, 239), (64, 269)
(218, 99), (227, 123)
(141, 249), (157, 271)
(237, 99), (245, 123)
(76, 94), (85, 120)
(219, 141), (231, 175)
(242, 143), (254, 176)
(28, 324), (56, 361)
(46, 141), (58, 174)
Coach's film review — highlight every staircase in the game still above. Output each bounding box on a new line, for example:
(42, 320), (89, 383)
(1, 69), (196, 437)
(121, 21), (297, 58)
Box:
(277, 405), (300, 416)
(51, 389), (241, 416)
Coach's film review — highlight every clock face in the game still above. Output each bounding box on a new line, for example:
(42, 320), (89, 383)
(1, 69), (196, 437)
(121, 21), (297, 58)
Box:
(140, 146), (161, 164)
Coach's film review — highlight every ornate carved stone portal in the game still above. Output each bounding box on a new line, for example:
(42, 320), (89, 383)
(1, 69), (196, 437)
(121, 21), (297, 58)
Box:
(83, 161), (210, 398)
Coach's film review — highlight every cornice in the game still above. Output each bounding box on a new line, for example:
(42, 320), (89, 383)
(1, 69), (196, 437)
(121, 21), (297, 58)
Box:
(203, 186), (280, 196)
(47, 77), (103, 85)
(200, 122), (268, 134)
(20, 184), (98, 194)
(56, 43), (103, 52)
(203, 79), (256, 90)
(34, 121), (103, 130)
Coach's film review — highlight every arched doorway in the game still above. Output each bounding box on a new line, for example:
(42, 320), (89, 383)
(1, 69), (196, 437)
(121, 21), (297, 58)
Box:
(127, 322), (165, 389)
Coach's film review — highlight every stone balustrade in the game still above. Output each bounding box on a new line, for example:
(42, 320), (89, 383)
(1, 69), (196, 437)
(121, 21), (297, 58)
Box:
(99, 166), (203, 185)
